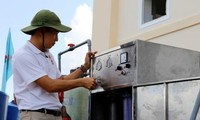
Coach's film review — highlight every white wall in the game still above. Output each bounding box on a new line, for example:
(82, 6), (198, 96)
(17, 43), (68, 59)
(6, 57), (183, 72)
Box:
(92, 0), (200, 53)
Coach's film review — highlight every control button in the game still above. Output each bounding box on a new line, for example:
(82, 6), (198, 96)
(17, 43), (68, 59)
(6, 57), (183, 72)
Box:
(121, 70), (126, 75)
(116, 66), (123, 71)
(125, 64), (131, 68)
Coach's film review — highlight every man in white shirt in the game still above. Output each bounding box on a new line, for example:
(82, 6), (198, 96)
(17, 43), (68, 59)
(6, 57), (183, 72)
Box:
(12, 9), (97, 120)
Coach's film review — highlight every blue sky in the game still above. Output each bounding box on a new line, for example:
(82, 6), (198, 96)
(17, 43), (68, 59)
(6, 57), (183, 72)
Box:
(0, 0), (93, 101)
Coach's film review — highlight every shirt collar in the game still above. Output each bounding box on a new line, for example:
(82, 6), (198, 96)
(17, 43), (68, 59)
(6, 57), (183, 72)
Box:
(26, 41), (49, 55)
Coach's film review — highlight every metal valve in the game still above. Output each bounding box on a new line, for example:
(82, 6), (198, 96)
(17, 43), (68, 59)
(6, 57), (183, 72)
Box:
(96, 76), (102, 85)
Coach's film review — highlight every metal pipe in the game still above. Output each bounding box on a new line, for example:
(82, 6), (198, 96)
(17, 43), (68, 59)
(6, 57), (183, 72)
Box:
(164, 83), (168, 120)
(58, 39), (91, 71)
(190, 89), (200, 120)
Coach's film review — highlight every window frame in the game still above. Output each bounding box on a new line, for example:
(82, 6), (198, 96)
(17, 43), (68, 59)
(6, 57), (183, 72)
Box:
(138, 0), (170, 29)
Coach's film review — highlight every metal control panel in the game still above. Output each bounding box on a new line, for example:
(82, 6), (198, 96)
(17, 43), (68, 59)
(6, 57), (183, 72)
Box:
(91, 40), (200, 92)
(92, 43), (136, 91)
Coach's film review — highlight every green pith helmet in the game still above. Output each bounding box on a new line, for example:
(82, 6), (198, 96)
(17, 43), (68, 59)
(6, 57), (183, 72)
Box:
(21, 9), (72, 35)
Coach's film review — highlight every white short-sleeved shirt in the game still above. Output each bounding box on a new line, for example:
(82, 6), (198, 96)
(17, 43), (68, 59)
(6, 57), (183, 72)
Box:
(12, 41), (62, 110)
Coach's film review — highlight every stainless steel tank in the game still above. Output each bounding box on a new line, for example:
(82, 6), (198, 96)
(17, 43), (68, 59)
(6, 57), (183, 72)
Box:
(90, 40), (200, 120)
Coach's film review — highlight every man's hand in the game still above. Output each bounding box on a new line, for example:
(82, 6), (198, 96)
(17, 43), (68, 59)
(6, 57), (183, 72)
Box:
(82, 77), (97, 90)
(84, 51), (97, 69)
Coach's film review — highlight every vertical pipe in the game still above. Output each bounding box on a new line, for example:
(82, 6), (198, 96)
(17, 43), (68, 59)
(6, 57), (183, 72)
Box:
(123, 93), (132, 120)
(87, 39), (92, 77)
(123, 94), (128, 120)
(190, 89), (200, 120)
(58, 55), (61, 71)
(128, 95), (132, 120)
(132, 87), (136, 120)
(163, 83), (168, 120)
(110, 100), (117, 120)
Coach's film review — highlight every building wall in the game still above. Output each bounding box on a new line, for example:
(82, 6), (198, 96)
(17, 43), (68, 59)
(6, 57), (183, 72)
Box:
(151, 24), (200, 52)
(92, 0), (119, 52)
(92, 0), (200, 53)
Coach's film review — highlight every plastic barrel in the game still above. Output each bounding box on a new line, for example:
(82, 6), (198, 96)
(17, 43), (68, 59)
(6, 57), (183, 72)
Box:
(0, 91), (9, 120)
(7, 103), (19, 120)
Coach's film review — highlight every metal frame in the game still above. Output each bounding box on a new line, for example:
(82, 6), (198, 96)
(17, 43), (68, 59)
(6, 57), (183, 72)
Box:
(58, 39), (91, 72)
(133, 77), (200, 120)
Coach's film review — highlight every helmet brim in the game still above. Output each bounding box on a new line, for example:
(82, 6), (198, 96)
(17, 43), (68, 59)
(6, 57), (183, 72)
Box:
(21, 24), (72, 35)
